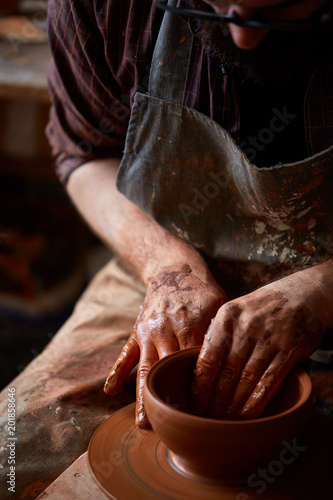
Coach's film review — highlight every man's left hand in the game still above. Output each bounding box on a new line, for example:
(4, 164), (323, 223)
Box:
(192, 267), (330, 420)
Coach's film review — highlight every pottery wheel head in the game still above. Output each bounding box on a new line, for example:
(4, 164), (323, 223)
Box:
(87, 403), (332, 500)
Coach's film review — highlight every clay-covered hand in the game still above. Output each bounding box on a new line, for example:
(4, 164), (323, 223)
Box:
(192, 268), (329, 420)
(104, 263), (226, 428)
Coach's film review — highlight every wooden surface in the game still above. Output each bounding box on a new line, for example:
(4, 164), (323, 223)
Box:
(35, 452), (109, 500)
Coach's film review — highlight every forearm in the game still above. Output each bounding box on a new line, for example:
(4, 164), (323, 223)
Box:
(67, 158), (212, 286)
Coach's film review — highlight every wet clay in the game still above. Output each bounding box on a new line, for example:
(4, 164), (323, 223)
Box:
(150, 264), (193, 292)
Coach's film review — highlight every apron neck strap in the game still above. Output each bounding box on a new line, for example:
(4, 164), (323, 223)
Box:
(148, 0), (194, 104)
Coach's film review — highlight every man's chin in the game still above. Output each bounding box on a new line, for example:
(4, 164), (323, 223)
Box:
(185, 0), (332, 87)
(231, 29), (330, 87)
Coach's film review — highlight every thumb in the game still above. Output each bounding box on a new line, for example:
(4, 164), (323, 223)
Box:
(104, 334), (140, 395)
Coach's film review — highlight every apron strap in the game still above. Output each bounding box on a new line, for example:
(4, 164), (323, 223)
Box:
(148, 0), (194, 104)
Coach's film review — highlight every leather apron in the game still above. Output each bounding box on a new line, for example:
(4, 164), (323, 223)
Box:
(116, 0), (333, 299)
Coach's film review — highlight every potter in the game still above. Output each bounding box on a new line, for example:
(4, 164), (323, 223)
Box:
(98, 0), (333, 426)
(4, 1), (331, 496)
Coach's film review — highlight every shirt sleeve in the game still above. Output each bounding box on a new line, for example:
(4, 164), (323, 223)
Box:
(46, 0), (131, 185)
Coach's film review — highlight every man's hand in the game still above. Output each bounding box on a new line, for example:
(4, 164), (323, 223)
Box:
(67, 159), (333, 427)
(104, 262), (226, 428)
(192, 266), (330, 420)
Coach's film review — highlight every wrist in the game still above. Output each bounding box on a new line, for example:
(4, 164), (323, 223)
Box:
(139, 232), (216, 288)
(275, 260), (333, 329)
(304, 260), (333, 328)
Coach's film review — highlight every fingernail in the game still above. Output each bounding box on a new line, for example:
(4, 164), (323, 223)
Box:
(136, 409), (151, 429)
(240, 405), (252, 419)
(135, 403), (151, 429)
(104, 375), (116, 394)
(136, 417), (151, 430)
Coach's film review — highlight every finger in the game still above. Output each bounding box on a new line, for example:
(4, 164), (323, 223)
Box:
(104, 334), (140, 395)
(144, 315), (180, 358)
(224, 349), (272, 419)
(177, 324), (202, 350)
(170, 308), (205, 350)
(176, 318), (210, 350)
(135, 342), (159, 429)
(155, 334), (180, 358)
(208, 336), (255, 419)
(191, 318), (232, 416)
(241, 351), (294, 419)
(208, 355), (247, 419)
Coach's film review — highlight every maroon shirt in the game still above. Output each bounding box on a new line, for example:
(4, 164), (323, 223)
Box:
(46, 0), (332, 184)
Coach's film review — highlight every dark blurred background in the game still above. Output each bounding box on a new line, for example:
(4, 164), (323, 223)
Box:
(0, 0), (110, 389)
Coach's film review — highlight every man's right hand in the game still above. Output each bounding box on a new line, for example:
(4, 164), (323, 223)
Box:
(67, 158), (226, 427)
(104, 261), (226, 428)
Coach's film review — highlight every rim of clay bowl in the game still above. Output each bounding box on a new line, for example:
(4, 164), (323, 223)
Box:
(145, 347), (313, 427)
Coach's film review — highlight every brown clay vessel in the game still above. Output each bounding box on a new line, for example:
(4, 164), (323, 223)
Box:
(143, 347), (313, 485)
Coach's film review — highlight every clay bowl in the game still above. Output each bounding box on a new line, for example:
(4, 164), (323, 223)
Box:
(143, 347), (313, 486)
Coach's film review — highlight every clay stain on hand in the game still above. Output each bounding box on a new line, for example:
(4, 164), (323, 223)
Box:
(152, 264), (193, 293)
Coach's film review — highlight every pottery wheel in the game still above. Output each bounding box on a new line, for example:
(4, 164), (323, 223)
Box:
(88, 403), (333, 500)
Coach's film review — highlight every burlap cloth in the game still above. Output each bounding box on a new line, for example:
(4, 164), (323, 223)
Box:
(0, 257), (144, 500)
